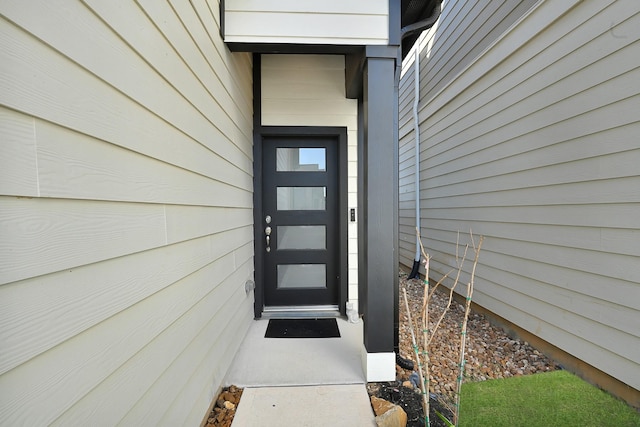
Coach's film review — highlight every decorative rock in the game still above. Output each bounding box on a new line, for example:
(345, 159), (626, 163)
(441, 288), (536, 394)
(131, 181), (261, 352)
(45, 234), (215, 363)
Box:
(375, 405), (407, 427)
(220, 391), (238, 404)
(205, 385), (243, 427)
(370, 396), (395, 416)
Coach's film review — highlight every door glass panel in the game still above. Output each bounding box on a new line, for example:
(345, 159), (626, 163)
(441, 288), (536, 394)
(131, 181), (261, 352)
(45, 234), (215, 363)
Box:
(277, 148), (326, 172)
(277, 226), (326, 250)
(277, 187), (326, 210)
(277, 264), (327, 289)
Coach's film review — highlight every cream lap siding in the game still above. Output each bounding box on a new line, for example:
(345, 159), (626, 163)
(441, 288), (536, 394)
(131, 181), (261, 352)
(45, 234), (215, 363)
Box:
(399, 0), (537, 274)
(416, 0), (538, 103)
(0, 0), (254, 425)
(225, 0), (388, 46)
(401, 0), (640, 391)
(261, 54), (359, 308)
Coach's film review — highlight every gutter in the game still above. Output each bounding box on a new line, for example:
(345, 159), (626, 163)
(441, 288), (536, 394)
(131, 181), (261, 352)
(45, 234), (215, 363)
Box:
(401, 2), (442, 40)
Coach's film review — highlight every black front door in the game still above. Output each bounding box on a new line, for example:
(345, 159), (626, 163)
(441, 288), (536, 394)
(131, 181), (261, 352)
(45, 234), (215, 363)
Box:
(262, 134), (340, 307)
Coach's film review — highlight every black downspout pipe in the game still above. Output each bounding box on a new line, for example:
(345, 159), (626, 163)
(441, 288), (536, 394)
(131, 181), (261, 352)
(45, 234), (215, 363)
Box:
(408, 259), (421, 279)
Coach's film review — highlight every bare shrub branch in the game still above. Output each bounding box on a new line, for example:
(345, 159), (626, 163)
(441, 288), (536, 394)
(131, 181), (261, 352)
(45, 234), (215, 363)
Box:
(406, 229), (484, 427)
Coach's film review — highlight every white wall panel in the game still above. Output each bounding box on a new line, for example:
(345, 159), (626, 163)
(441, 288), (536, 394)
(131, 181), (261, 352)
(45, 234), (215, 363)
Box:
(225, 0), (388, 45)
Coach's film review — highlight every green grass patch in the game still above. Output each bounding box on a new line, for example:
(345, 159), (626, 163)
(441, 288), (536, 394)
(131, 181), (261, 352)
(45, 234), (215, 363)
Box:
(459, 370), (639, 427)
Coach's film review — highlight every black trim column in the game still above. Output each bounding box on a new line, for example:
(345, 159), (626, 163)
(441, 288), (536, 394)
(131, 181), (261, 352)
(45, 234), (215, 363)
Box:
(359, 46), (399, 354)
(252, 53), (264, 318)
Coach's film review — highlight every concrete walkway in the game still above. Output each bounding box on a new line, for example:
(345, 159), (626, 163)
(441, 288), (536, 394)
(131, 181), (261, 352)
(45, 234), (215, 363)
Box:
(225, 318), (376, 426)
(231, 384), (376, 426)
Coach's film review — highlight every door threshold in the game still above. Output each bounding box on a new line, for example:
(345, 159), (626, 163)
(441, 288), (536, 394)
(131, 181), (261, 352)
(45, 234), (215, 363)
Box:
(262, 305), (340, 319)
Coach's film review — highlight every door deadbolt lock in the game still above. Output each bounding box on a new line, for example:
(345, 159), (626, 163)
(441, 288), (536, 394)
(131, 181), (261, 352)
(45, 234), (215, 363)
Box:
(265, 226), (272, 252)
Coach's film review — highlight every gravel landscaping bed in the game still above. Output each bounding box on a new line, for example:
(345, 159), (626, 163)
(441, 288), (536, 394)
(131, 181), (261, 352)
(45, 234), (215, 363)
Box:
(396, 272), (558, 395)
(365, 271), (560, 425)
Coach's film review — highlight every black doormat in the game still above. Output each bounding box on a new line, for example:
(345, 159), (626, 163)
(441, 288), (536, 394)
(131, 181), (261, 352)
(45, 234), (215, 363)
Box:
(265, 318), (340, 338)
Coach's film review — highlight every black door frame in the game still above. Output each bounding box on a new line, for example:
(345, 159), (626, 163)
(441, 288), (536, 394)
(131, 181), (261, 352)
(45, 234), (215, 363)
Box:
(253, 126), (349, 318)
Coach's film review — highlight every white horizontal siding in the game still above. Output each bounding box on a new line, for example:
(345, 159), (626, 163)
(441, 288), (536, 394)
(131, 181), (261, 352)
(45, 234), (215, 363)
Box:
(261, 54), (360, 305)
(0, 0), (254, 424)
(224, 0), (388, 45)
(402, 0), (640, 390)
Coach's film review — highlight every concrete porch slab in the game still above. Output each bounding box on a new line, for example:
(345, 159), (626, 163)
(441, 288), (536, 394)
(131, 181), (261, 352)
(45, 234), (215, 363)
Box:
(231, 384), (376, 427)
(225, 318), (365, 387)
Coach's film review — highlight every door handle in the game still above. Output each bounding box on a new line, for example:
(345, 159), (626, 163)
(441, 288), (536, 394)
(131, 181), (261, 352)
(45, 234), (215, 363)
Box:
(265, 226), (272, 252)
